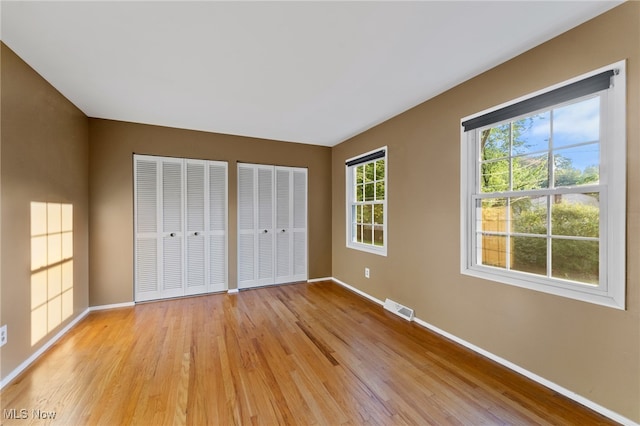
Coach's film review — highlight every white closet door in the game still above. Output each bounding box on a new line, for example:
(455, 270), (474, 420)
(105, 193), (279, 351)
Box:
(291, 169), (308, 281)
(135, 154), (228, 302)
(274, 167), (307, 284)
(275, 168), (292, 283)
(209, 162), (227, 292)
(237, 164), (307, 289)
(238, 165), (256, 288)
(256, 166), (275, 286)
(134, 157), (161, 301)
(185, 160), (207, 296)
(161, 158), (185, 298)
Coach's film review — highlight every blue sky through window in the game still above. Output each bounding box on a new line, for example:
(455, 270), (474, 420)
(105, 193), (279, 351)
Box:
(515, 96), (600, 171)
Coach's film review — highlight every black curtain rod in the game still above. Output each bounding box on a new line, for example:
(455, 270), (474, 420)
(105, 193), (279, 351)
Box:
(345, 149), (386, 167)
(462, 69), (616, 132)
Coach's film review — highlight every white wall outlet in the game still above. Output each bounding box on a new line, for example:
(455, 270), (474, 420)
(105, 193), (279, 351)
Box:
(0, 325), (7, 347)
(364, 267), (370, 278)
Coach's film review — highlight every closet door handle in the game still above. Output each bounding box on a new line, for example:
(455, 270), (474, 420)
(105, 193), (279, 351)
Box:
(194, 232), (199, 236)
(170, 233), (176, 237)
(263, 229), (268, 234)
(281, 229), (286, 233)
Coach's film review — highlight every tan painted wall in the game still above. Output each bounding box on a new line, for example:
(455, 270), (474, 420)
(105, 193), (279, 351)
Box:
(0, 44), (90, 380)
(88, 119), (332, 306)
(332, 3), (640, 422)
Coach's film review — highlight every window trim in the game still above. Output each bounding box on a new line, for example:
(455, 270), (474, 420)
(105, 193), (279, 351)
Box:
(346, 146), (388, 256)
(460, 61), (626, 310)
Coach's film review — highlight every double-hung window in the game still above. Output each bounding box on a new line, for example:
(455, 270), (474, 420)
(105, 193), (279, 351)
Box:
(346, 147), (387, 256)
(461, 61), (626, 309)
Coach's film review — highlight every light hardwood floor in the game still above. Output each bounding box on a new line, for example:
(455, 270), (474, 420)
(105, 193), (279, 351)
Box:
(1, 281), (616, 425)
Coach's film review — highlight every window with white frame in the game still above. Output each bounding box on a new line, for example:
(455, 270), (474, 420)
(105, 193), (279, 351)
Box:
(460, 61), (626, 309)
(346, 148), (387, 255)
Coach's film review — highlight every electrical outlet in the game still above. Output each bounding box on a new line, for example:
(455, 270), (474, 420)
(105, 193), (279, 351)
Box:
(364, 267), (370, 278)
(0, 325), (7, 347)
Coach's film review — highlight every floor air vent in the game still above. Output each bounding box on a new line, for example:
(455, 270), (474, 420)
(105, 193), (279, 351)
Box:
(383, 298), (414, 321)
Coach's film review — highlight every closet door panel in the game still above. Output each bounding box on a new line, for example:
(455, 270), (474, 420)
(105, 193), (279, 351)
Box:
(257, 167), (274, 285)
(134, 157), (161, 301)
(238, 165), (256, 287)
(185, 161), (207, 295)
(292, 169), (308, 280)
(209, 162), (227, 292)
(161, 159), (184, 298)
(275, 169), (291, 281)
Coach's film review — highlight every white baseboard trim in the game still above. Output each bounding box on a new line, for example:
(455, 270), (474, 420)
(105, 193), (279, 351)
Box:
(330, 277), (637, 426)
(307, 277), (333, 283)
(0, 308), (90, 391)
(331, 277), (384, 306)
(89, 301), (135, 311)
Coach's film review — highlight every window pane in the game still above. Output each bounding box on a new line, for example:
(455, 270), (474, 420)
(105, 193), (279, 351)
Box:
(551, 193), (599, 237)
(356, 165), (364, 184)
(512, 236), (547, 275)
(355, 205), (362, 223)
(480, 235), (507, 268)
(362, 225), (373, 245)
(553, 144), (599, 187)
(552, 239), (598, 285)
(363, 205), (372, 225)
(365, 162), (374, 182)
(364, 183), (375, 202)
(511, 196), (547, 234)
(356, 224), (362, 243)
(512, 112), (550, 155)
(374, 204), (384, 225)
(375, 159), (385, 180)
(481, 124), (510, 160)
(480, 159), (509, 193)
(376, 181), (385, 201)
(512, 153), (549, 190)
(356, 184), (364, 202)
(373, 225), (384, 246)
(553, 96), (600, 148)
(479, 198), (507, 233)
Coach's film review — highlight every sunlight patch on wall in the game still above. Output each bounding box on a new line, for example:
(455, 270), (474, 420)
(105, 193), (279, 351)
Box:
(31, 202), (74, 346)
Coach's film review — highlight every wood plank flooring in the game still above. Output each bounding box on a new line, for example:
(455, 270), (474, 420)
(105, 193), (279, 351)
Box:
(1, 281), (616, 425)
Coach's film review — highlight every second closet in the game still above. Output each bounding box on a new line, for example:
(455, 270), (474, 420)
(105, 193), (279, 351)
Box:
(238, 163), (308, 289)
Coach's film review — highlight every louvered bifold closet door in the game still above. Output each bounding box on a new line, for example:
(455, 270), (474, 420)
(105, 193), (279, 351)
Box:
(291, 168), (308, 281)
(238, 165), (256, 288)
(275, 168), (292, 284)
(135, 155), (228, 302)
(161, 158), (185, 299)
(208, 162), (227, 293)
(134, 157), (161, 302)
(237, 163), (307, 289)
(257, 166), (275, 286)
(185, 160), (207, 296)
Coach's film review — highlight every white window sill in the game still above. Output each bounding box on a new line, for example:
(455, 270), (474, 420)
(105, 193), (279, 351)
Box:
(347, 243), (387, 257)
(461, 265), (624, 310)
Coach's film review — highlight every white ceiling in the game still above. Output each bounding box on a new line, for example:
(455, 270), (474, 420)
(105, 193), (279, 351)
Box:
(0, 1), (621, 146)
